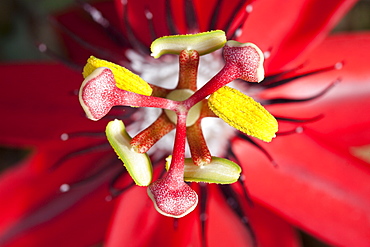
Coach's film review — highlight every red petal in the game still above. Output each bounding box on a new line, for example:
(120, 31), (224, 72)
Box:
(240, 0), (357, 74)
(56, 0), (356, 74)
(0, 178), (114, 247)
(206, 185), (301, 247)
(263, 33), (370, 149)
(55, 0), (355, 74)
(0, 140), (119, 246)
(114, 0), (254, 46)
(53, 1), (126, 65)
(106, 186), (202, 247)
(0, 63), (107, 146)
(235, 134), (370, 247)
(106, 184), (301, 247)
(234, 33), (370, 246)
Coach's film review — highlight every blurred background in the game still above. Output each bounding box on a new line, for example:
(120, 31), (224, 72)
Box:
(0, 0), (370, 246)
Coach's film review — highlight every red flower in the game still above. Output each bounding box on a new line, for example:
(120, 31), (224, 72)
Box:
(1, 0), (369, 246)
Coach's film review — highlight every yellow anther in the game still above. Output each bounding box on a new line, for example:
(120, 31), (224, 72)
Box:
(150, 30), (227, 58)
(83, 56), (152, 96)
(208, 86), (278, 142)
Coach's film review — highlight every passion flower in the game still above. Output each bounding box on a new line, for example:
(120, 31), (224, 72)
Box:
(78, 30), (277, 217)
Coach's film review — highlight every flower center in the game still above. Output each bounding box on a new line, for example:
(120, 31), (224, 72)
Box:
(164, 89), (202, 126)
(78, 31), (278, 218)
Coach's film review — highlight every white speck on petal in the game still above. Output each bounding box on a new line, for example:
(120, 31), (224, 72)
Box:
(145, 10), (153, 20)
(60, 184), (70, 192)
(264, 51), (271, 59)
(296, 126), (304, 133)
(60, 133), (69, 141)
(246, 4), (253, 13)
(235, 28), (242, 38)
(335, 62), (343, 70)
(38, 43), (47, 52)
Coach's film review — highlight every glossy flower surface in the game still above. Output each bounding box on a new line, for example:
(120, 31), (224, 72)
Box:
(0, 0), (369, 246)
